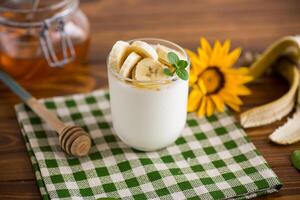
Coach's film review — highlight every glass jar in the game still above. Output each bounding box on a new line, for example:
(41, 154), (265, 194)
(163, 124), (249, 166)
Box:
(0, 0), (90, 80)
(108, 38), (190, 151)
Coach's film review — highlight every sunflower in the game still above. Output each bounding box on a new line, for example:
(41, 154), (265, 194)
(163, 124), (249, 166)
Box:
(186, 38), (253, 117)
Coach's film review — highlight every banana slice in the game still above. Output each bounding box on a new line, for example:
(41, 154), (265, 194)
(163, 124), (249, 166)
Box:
(119, 52), (142, 78)
(133, 58), (169, 81)
(108, 41), (130, 72)
(156, 44), (184, 67)
(240, 59), (299, 128)
(130, 41), (158, 60)
(269, 107), (300, 144)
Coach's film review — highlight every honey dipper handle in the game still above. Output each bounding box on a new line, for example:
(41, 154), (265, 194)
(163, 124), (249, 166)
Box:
(26, 97), (66, 134)
(0, 70), (66, 134)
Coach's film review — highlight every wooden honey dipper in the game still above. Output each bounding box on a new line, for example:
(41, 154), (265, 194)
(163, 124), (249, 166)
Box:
(0, 70), (91, 157)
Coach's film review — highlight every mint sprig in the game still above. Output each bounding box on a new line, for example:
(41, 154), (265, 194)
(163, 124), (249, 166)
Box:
(163, 52), (189, 80)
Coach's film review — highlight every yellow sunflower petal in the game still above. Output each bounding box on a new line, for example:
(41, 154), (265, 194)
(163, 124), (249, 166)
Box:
(206, 97), (215, 116)
(222, 39), (231, 55)
(210, 40), (223, 66)
(227, 67), (250, 75)
(219, 90), (243, 105)
(186, 49), (198, 59)
(211, 95), (225, 112)
(187, 49), (208, 76)
(200, 37), (212, 56)
(187, 88), (203, 112)
(189, 70), (198, 86)
(197, 96), (207, 116)
(225, 47), (242, 67)
(226, 102), (241, 112)
(225, 74), (253, 85)
(198, 48), (209, 65)
(197, 79), (207, 95)
(191, 59), (207, 75)
(230, 85), (252, 96)
(187, 50), (201, 66)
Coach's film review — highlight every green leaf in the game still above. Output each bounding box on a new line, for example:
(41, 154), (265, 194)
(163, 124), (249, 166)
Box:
(168, 52), (179, 65)
(163, 68), (173, 76)
(177, 60), (188, 69)
(176, 69), (189, 80)
(291, 150), (300, 170)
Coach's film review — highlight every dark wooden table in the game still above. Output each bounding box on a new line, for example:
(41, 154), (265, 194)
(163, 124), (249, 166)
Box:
(0, 0), (300, 199)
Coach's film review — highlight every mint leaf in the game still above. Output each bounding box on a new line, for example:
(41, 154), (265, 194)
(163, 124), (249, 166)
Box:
(176, 69), (189, 80)
(167, 52), (189, 81)
(163, 68), (173, 76)
(177, 60), (188, 69)
(168, 52), (179, 65)
(292, 150), (300, 170)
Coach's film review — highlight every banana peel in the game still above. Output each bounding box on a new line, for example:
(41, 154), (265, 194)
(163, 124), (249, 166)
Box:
(269, 107), (300, 144)
(248, 36), (300, 79)
(241, 59), (299, 127)
(240, 36), (300, 145)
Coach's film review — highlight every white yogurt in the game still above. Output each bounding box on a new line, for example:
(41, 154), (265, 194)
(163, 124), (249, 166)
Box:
(107, 39), (189, 151)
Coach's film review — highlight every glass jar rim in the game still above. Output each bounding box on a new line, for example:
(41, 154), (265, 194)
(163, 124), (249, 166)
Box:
(107, 38), (190, 84)
(0, 0), (78, 28)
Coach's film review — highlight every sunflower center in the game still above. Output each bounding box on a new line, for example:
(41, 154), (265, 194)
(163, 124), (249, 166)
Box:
(199, 67), (224, 94)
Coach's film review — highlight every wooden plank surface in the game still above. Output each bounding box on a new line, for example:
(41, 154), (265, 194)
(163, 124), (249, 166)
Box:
(0, 0), (300, 199)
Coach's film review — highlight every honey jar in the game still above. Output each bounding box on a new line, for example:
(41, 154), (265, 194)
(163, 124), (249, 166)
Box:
(0, 0), (90, 80)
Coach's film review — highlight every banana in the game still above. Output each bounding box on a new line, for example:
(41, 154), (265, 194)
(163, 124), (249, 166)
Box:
(269, 107), (300, 144)
(240, 36), (300, 128)
(119, 52), (142, 78)
(241, 59), (299, 128)
(133, 58), (169, 81)
(108, 41), (130, 72)
(130, 41), (158, 60)
(156, 44), (184, 68)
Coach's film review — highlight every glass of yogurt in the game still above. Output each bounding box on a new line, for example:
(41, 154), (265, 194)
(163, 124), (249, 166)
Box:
(107, 38), (189, 151)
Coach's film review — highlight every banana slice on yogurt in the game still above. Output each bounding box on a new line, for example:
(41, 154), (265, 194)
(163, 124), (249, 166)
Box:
(119, 52), (142, 78)
(130, 41), (158, 60)
(108, 41), (130, 72)
(156, 44), (184, 66)
(133, 58), (169, 81)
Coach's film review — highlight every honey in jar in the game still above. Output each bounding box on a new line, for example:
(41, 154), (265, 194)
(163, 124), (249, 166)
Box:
(0, 0), (91, 80)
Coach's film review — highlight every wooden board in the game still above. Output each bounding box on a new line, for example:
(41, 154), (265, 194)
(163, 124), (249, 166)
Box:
(0, 0), (300, 199)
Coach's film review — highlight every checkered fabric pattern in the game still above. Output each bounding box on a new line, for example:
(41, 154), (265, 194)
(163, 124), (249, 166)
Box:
(15, 89), (281, 200)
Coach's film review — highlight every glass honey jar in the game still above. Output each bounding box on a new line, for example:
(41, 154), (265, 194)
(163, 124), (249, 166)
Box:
(0, 0), (90, 80)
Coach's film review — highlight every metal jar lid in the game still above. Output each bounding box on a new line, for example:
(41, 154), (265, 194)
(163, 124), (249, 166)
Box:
(0, 0), (78, 28)
(0, 0), (79, 67)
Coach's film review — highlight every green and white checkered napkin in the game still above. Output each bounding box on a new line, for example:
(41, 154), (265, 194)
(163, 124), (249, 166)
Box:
(15, 89), (281, 200)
